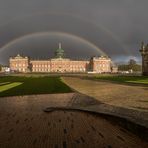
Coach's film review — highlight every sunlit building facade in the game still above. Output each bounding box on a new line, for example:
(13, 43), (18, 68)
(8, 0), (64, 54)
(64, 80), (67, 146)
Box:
(10, 55), (30, 73)
(9, 43), (114, 73)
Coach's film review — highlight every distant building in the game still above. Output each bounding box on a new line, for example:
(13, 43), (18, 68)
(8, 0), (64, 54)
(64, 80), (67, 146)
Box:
(140, 42), (148, 76)
(1, 66), (10, 73)
(111, 66), (118, 73)
(9, 43), (115, 73)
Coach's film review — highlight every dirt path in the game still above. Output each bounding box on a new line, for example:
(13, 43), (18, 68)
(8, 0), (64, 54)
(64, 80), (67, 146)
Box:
(62, 77), (148, 112)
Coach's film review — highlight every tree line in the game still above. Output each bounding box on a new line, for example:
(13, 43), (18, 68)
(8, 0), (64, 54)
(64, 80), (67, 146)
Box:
(118, 59), (142, 72)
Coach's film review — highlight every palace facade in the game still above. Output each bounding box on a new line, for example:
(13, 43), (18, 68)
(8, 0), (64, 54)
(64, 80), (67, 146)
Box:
(9, 43), (115, 73)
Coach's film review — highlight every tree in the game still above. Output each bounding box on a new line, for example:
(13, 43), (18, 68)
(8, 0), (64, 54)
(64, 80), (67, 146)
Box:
(128, 59), (136, 66)
(118, 59), (142, 72)
(128, 59), (141, 71)
(118, 64), (129, 71)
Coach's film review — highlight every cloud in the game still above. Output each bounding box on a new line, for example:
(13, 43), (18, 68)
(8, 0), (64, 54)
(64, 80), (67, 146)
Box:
(0, 0), (147, 64)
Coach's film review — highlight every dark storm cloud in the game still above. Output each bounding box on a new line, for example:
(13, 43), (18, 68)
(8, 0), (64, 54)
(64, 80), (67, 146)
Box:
(0, 0), (147, 64)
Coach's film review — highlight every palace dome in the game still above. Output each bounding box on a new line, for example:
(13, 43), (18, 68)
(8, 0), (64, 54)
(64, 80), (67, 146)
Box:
(55, 43), (65, 58)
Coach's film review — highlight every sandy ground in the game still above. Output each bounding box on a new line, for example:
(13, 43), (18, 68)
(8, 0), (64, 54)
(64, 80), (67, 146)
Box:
(62, 77), (148, 112)
(0, 93), (148, 148)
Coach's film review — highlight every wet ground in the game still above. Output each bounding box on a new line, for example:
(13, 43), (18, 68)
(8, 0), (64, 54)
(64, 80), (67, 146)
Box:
(0, 93), (147, 148)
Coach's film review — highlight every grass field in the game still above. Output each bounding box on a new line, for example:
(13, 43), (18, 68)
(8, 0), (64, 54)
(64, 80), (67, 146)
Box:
(0, 76), (72, 97)
(95, 75), (148, 85)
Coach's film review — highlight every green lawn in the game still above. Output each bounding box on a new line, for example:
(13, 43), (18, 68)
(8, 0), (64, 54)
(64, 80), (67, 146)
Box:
(0, 76), (72, 97)
(95, 75), (148, 85)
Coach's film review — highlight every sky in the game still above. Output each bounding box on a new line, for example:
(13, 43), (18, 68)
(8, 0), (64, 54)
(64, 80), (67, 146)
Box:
(0, 0), (147, 64)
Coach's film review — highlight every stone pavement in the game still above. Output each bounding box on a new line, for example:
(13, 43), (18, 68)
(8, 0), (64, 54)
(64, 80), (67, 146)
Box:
(0, 93), (148, 147)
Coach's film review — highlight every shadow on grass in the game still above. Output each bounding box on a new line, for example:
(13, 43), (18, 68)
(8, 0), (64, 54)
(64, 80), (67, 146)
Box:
(0, 82), (11, 86)
(0, 76), (72, 97)
(0, 82), (23, 93)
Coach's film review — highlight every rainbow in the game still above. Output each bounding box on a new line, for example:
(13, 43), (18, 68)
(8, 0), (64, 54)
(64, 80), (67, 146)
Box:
(0, 31), (107, 56)
(0, 12), (131, 55)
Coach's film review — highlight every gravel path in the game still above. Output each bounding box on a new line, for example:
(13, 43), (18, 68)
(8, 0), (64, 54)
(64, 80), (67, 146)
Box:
(62, 77), (148, 112)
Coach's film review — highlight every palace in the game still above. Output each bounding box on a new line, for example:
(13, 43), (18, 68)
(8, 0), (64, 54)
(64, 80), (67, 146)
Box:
(9, 43), (116, 73)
